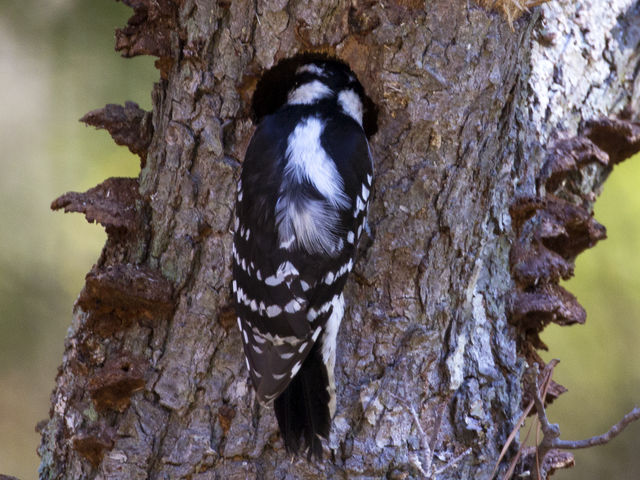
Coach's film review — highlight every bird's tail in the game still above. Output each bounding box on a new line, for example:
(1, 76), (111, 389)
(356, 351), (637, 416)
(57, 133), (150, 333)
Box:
(273, 341), (331, 460)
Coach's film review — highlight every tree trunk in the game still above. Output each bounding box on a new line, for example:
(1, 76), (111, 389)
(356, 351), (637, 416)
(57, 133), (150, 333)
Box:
(38, 0), (640, 479)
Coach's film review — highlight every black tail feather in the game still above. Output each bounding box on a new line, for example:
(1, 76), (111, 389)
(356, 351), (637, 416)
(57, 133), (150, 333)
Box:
(274, 342), (330, 460)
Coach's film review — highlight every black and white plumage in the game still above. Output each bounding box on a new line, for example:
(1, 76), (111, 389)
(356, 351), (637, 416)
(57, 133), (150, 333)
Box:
(232, 59), (373, 459)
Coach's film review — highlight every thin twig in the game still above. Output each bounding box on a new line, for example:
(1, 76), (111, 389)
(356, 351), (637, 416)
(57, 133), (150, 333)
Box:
(534, 365), (557, 480)
(389, 392), (432, 478)
(502, 420), (535, 480)
(527, 364), (640, 479)
(426, 397), (449, 474)
(433, 447), (472, 475)
(393, 394), (430, 454)
(390, 393), (454, 479)
(492, 360), (558, 479)
(550, 408), (640, 450)
(494, 401), (532, 479)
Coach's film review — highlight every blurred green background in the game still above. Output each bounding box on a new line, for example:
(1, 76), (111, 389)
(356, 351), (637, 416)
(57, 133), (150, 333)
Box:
(0, 1), (637, 479)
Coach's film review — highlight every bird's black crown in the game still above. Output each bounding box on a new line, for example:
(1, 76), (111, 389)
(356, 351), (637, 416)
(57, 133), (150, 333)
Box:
(251, 53), (378, 137)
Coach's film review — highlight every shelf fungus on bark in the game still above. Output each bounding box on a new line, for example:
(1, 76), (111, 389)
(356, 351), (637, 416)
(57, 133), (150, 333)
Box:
(508, 284), (586, 346)
(510, 195), (606, 290)
(81, 102), (153, 166)
(510, 237), (574, 287)
(51, 177), (143, 235)
(583, 117), (640, 166)
(539, 136), (609, 193)
(509, 114), (640, 424)
(535, 197), (607, 260)
(77, 263), (174, 336)
(115, 0), (182, 78)
(88, 353), (147, 412)
(520, 447), (575, 478)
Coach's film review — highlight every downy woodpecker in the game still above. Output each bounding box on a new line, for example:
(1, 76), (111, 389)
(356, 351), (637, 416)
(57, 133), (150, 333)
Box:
(232, 58), (373, 459)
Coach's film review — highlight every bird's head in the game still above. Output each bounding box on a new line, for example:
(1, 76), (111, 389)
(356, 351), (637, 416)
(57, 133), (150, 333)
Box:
(286, 61), (365, 125)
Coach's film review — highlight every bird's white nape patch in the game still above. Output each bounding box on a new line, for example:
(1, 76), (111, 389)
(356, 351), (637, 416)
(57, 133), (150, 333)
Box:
(276, 117), (350, 256)
(285, 118), (349, 207)
(296, 64), (328, 77)
(288, 80), (332, 105)
(337, 89), (363, 125)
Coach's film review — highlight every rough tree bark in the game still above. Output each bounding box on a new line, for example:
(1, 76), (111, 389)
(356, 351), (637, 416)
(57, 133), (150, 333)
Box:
(36, 0), (640, 479)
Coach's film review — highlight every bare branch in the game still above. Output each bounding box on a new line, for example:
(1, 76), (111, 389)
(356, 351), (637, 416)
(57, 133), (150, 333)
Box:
(526, 364), (640, 479)
(554, 408), (640, 450)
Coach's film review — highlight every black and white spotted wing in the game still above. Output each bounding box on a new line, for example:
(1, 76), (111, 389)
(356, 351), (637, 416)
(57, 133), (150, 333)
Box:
(232, 104), (372, 406)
